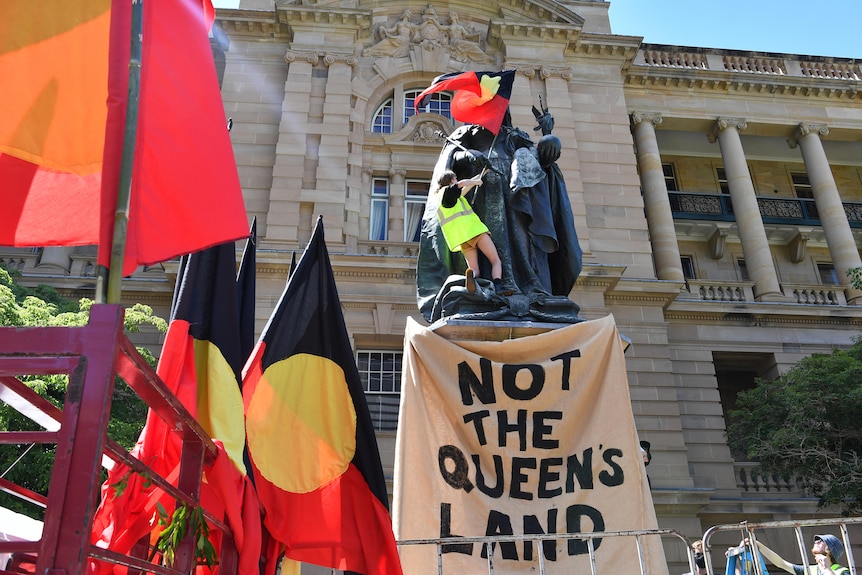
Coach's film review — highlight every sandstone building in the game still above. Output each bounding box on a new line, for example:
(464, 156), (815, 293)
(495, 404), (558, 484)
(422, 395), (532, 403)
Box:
(3, 0), (861, 571)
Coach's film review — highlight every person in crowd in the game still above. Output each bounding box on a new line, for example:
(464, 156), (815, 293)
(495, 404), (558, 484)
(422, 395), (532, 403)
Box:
(682, 539), (719, 575)
(736, 534), (848, 575)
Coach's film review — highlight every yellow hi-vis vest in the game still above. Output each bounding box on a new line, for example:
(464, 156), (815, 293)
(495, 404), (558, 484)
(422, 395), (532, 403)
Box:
(436, 194), (489, 252)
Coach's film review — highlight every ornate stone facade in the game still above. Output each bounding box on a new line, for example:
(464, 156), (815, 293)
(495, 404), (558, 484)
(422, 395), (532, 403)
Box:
(3, 0), (861, 571)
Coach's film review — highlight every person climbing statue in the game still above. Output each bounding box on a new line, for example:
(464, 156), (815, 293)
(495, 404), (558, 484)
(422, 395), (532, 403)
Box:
(434, 169), (506, 295)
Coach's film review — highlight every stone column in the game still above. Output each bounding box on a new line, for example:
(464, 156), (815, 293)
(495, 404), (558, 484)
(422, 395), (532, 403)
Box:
(36, 247), (73, 272)
(269, 50), (318, 244)
(632, 112), (684, 281)
(709, 118), (782, 300)
(789, 123), (862, 303)
(315, 53), (357, 248)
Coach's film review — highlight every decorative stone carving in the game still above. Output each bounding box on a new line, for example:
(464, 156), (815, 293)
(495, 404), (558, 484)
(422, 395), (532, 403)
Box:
(285, 50), (320, 65)
(508, 64), (537, 78)
(708, 116), (747, 143)
(540, 65), (573, 80)
(787, 123), (829, 148)
(708, 226), (729, 259)
(364, 9), (416, 58)
(363, 5), (493, 63)
(445, 11), (493, 63)
(631, 111), (663, 127)
(323, 52), (357, 67)
(412, 121), (447, 143)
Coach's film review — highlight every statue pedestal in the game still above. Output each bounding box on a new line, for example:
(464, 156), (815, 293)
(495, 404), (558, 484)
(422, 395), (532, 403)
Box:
(428, 317), (566, 342)
(428, 316), (631, 349)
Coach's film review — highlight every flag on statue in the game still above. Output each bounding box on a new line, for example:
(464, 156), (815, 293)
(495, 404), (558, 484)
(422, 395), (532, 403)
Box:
(243, 216), (403, 575)
(414, 70), (515, 134)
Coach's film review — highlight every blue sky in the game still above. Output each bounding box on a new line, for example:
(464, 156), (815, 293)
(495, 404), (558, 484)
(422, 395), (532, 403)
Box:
(213, 0), (861, 59)
(607, 0), (861, 59)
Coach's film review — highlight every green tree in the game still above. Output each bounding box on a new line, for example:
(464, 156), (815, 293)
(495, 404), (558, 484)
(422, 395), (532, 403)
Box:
(0, 264), (167, 519)
(726, 339), (862, 514)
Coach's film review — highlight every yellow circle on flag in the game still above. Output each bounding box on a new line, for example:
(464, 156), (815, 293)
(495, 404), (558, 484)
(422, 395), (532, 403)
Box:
(246, 353), (357, 493)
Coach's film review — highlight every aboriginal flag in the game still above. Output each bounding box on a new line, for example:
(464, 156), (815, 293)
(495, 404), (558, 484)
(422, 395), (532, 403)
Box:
(243, 217), (403, 575)
(237, 217), (257, 365)
(90, 241), (261, 574)
(414, 70), (515, 134)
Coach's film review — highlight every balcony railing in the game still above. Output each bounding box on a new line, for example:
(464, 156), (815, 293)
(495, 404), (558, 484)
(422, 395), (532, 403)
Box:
(733, 462), (803, 496)
(684, 279), (844, 305)
(669, 191), (862, 228)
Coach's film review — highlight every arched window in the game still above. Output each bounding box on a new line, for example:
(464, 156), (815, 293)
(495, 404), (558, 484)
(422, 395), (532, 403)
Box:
(371, 98), (393, 133)
(371, 90), (453, 134)
(404, 89), (451, 124)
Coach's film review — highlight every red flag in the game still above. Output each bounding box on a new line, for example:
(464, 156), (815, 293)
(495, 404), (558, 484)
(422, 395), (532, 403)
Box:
(243, 217), (403, 575)
(90, 242), (260, 574)
(414, 70), (515, 134)
(0, 0), (248, 276)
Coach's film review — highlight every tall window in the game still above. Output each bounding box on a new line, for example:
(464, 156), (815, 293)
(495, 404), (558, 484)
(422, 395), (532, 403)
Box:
(371, 99), (393, 133)
(370, 178), (389, 240)
(817, 263), (838, 285)
(716, 167), (730, 194)
(791, 172), (813, 198)
(737, 259), (749, 281)
(680, 256), (696, 280)
(404, 179), (429, 242)
(404, 90), (452, 124)
(662, 163), (679, 192)
(357, 350), (402, 431)
(713, 352), (777, 460)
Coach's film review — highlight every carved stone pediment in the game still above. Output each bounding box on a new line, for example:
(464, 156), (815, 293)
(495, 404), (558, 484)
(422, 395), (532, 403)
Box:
(364, 5), (493, 64)
(383, 114), (452, 146)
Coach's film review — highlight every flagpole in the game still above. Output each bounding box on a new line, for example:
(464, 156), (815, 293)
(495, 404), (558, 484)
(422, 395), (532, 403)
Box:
(102, 0), (144, 304)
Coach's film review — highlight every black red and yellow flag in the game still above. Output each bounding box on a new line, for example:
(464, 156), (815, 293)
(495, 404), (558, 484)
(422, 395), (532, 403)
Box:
(90, 241), (261, 574)
(243, 217), (403, 575)
(237, 217), (258, 368)
(414, 70), (515, 134)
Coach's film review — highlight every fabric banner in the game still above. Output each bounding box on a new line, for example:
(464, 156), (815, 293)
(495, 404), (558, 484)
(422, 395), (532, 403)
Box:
(394, 315), (668, 575)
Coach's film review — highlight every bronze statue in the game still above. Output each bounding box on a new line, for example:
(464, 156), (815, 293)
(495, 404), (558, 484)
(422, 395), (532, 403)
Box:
(417, 104), (582, 323)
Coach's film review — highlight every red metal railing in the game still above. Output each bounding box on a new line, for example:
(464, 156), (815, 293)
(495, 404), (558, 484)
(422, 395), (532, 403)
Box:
(0, 304), (237, 575)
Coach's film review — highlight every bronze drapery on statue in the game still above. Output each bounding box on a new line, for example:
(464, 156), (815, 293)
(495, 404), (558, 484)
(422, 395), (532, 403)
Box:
(417, 109), (582, 323)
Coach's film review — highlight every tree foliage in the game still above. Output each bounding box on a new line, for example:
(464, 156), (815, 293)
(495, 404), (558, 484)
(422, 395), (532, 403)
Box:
(0, 264), (167, 519)
(726, 339), (862, 514)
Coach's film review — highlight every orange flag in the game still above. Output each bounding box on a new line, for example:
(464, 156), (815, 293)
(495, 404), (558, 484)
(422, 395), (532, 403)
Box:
(0, 0), (248, 275)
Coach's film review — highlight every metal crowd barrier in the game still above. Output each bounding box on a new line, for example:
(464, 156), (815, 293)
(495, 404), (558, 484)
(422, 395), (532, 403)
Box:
(397, 528), (695, 575)
(703, 516), (862, 575)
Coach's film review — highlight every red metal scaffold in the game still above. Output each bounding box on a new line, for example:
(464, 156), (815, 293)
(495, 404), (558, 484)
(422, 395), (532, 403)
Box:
(0, 304), (238, 575)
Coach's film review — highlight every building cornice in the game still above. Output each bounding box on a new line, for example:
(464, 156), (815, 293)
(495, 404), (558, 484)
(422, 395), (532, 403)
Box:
(276, 6), (372, 30)
(216, 10), (289, 37)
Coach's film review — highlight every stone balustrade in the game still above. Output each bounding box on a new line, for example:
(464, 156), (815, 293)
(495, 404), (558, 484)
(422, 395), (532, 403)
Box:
(734, 462), (802, 495)
(800, 60), (861, 80)
(358, 240), (421, 258)
(783, 284), (845, 305)
(641, 48), (707, 69)
(636, 45), (861, 81)
(723, 54), (785, 75)
(686, 280), (754, 302)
